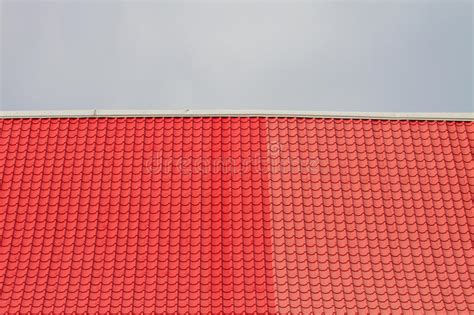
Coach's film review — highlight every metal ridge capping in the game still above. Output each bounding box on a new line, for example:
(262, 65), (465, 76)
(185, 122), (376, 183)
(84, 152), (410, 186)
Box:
(0, 109), (472, 121)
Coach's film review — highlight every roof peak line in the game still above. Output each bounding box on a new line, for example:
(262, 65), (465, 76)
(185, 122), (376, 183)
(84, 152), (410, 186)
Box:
(0, 109), (472, 121)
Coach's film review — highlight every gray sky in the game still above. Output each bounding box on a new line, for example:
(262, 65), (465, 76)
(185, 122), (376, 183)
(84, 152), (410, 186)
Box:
(1, 0), (472, 112)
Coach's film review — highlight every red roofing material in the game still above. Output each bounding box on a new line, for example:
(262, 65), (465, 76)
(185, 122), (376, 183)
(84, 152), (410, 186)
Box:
(0, 117), (473, 313)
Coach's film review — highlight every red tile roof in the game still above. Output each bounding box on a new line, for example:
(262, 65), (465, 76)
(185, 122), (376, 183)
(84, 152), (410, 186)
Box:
(0, 117), (473, 313)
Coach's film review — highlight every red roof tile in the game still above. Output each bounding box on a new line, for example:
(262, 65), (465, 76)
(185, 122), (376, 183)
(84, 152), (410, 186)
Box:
(0, 117), (473, 313)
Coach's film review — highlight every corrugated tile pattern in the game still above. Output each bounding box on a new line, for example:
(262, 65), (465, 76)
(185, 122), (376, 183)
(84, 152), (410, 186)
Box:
(0, 117), (473, 314)
(268, 118), (474, 313)
(0, 117), (275, 313)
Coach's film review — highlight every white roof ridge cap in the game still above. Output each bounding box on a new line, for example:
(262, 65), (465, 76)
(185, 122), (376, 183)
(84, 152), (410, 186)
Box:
(0, 109), (472, 121)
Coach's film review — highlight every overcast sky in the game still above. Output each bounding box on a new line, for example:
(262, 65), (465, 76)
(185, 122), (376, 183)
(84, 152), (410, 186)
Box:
(1, 0), (472, 112)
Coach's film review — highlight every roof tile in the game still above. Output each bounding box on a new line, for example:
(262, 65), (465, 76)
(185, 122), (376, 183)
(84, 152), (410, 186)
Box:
(0, 117), (472, 313)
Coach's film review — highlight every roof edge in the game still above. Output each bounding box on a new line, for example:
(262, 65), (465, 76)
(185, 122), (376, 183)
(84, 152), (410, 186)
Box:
(0, 110), (472, 121)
